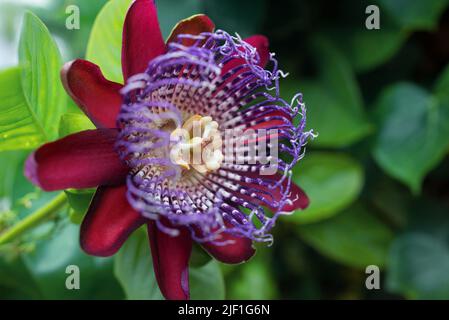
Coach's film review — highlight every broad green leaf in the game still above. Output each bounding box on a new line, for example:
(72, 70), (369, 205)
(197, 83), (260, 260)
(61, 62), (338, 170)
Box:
(86, 0), (132, 83)
(190, 260), (225, 300)
(189, 242), (212, 267)
(368, 176), (411, 228)
(64, 188), (95, 224)
(26, 0), (108, 59)
(0, 68), (44, 151)
(378, 0), (449, 31)
(434, 63), (449, 102)
(7, 152), (33, 203)
(0, 150), (60, 220)
(65, 189), (95, 214)
(291, 81), (370, 147)
(322, 1), (410, 72)
(0, 151), (26, 199)
(18, 12), (66, 143)
(226, 249), (278, 299)
(313, 38), (364, 116)
(288, 152), (364, 224)
(114, 228), (163, 300)
(298, 203), (393, 269)
(387, 233), (449, 299)
(334, 28), (407, 73)
(373, 83), (449, 193)
(22, 221), (124, 299)
(59, 113), (95, 138)
(114, 227), (225, 299)
(293, 38), (371, 147)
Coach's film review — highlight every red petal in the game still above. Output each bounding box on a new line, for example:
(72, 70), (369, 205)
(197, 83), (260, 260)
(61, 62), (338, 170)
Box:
(249, 110), (293, 130)
(122, 0), (166, 80)
(25, 129), (128, 191)
(80, 185), (145, 256)
(241, 110), (293, 144)
(240, 173), (309, 212)
(244, 35), (270, 67)
(283, 180), (309, 211)
(221, 35), (270, 75)
(61, 60), (122, 128)
(166, 14), (215, 46)
(201, 230), (255, 264)
(147, 221), (192, 300)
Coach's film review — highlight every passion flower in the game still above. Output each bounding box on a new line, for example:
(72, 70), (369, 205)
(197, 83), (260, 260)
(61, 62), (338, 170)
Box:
(24, 0), (315, 300)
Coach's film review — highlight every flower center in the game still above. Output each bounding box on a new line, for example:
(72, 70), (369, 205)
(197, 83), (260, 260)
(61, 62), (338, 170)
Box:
(116, 29), (315, 243)
(170, 114), (223, 173)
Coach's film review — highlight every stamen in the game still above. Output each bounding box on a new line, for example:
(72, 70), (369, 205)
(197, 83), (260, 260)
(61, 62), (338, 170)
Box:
(116, 29), (315, 244)
(170, 115), (224, 173)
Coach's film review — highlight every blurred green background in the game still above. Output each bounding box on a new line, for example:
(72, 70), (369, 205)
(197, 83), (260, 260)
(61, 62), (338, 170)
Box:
(1, 0), (449, 299)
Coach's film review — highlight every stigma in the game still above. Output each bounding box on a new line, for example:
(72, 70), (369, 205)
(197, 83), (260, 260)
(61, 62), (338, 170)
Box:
(170, 114), (224, 173)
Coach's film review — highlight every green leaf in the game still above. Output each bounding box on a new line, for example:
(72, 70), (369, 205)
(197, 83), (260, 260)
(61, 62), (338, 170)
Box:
(288, 152), (364, 224)
(226, 249), (278, 299)
(313, 38), (364, 116)
(64, 188), (95, 224)
(0, 68), (44, 151)
(189, 242), (212, 267)
(190, 260), (225, 300)
(86, 0), (132, 83)
(114, 227), (225, 299)
(293, 38), (372, 147)
(59, 113), (95, 138)
(298, 203), (393, 269)
(334, 28), (407, 73)
(293, 81), (370, 147)
(378, 0), (449, 31)
(22, 221), (124, 299)
(0, 12), (67, 151)
(0, 151), (26, 199)
(0, 150), (61, 221)
(434, 63), (449, 103)
(324, 2), (411, 72)
(373, 83), (449, 193)
(18, 12), (66, 142)
(367, 176), (411, 228)
(387, 233), (449, 299)
(114, 227), (163, 299)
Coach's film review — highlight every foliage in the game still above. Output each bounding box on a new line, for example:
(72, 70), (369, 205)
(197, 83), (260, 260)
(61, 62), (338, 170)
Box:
(1, 0), (449, 300)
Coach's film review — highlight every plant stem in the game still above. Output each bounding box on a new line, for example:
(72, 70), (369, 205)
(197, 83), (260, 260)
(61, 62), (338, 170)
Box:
(0, 192), (67, 245)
